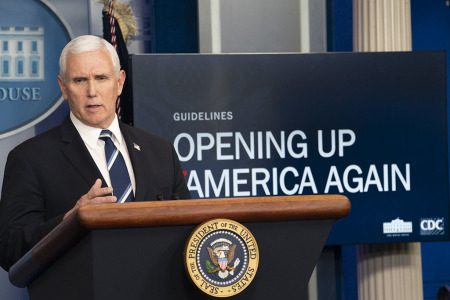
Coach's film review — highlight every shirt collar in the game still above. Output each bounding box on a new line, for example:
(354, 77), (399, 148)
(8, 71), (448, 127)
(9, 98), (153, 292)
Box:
(70, 112), (124, 148)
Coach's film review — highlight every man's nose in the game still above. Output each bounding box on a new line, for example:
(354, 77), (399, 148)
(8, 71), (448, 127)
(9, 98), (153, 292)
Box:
(87, 79), (98, 97)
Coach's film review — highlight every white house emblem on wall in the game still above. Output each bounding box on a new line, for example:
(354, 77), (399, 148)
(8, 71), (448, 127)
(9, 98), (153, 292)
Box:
(0, 26), (44, 81)
(0, 0), (71, 139)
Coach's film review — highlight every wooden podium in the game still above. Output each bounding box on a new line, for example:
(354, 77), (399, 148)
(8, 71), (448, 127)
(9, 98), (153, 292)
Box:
(9, 195), (350, 300)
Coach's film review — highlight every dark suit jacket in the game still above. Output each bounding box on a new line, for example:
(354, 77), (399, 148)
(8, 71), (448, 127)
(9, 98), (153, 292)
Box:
(0, 116), (190, 271)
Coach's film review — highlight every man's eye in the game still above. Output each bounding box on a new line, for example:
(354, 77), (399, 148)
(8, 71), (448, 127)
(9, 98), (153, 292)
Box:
(74, 78), (86, 84)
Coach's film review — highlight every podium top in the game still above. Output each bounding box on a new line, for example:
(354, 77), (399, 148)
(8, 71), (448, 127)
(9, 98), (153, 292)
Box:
(9, 195), (350, 287)
(76, 194), (350, 228)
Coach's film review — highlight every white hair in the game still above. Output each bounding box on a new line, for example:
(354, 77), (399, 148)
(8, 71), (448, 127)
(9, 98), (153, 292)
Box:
(59, 35), (120, 80)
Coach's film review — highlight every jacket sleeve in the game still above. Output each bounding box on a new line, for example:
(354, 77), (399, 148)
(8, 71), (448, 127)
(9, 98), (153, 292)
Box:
(0, 149), (64, 271)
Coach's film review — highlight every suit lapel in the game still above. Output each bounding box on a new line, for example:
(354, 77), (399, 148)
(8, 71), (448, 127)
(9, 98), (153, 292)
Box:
(59, 117), (106, 188)
(120, 123), (149, 202)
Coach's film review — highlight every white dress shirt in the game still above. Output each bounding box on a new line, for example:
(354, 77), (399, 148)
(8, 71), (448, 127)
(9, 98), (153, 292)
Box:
(70, 112), (136, 195)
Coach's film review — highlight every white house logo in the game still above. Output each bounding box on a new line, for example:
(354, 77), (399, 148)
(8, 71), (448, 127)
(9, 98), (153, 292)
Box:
(0, 0), (71, 138)
(420, 218), (445, 236)
(184, 219), (259, 298)
(0, 26), (44, 81)
(383, 217), (412, 236)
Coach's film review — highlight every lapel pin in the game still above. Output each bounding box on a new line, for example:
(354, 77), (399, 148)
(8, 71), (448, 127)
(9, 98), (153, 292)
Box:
(133, 143), (141, 151)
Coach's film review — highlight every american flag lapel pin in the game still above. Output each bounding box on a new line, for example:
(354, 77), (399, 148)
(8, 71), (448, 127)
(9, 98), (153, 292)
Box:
(133, 143), (141, 151)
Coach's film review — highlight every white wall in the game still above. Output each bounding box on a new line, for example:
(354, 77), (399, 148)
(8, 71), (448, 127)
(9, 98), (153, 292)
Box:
(198, 0), (327, 54)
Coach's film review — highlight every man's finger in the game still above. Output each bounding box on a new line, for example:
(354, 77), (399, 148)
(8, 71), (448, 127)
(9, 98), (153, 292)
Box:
(93, 178), (102, 188)
(88, 179), (113, 198)
(91, 186), (114, 198)
(91, 195), (117, 204)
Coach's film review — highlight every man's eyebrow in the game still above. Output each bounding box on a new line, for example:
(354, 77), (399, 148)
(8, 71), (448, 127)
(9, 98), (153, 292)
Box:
(71, 76), (88, 81)
(70, 74), (110, 80)
(94, 73), (110, 78)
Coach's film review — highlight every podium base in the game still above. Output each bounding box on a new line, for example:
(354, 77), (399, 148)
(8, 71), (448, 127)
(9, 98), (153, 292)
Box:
(28, 220), (333, 300)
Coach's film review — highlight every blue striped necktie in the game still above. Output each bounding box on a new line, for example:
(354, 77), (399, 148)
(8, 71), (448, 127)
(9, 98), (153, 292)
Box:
(99, 129), (134, 203)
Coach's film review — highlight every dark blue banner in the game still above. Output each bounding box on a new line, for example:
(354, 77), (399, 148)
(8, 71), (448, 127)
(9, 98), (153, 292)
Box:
(131, 52), (448, 244)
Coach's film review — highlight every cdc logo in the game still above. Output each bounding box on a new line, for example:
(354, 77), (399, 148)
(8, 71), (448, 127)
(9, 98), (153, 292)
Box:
(420, 218), (444, 235)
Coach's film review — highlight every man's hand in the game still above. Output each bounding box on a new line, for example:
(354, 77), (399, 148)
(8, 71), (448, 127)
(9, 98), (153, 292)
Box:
(63, 179), (116, 219)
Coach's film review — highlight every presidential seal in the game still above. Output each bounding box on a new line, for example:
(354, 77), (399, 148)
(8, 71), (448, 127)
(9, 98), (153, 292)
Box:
(184, 219), (259, 298)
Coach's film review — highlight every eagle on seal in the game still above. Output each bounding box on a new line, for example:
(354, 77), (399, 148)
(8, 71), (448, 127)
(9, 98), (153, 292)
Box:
(207, 244), (237, 273)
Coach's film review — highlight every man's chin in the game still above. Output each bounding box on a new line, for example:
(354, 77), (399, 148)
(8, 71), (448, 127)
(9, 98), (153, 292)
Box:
(74, 111), (114, 129)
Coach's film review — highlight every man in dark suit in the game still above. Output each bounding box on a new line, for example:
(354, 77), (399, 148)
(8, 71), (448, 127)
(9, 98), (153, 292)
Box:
(0, 35), (190, 271)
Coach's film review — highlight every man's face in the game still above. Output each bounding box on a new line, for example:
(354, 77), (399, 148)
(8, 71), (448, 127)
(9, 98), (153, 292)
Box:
(57, 49), (125, 129)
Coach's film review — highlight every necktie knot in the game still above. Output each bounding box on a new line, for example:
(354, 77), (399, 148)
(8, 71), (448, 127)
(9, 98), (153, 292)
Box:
(99, 129), (113, 141)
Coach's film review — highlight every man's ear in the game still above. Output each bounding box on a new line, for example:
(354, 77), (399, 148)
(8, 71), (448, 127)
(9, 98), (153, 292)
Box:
(57, 75), (68, 99)
(117, 70), (126, 96)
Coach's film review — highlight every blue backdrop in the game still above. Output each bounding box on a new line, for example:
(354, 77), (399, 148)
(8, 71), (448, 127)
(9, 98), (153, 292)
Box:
(132, 51), (448, 245)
